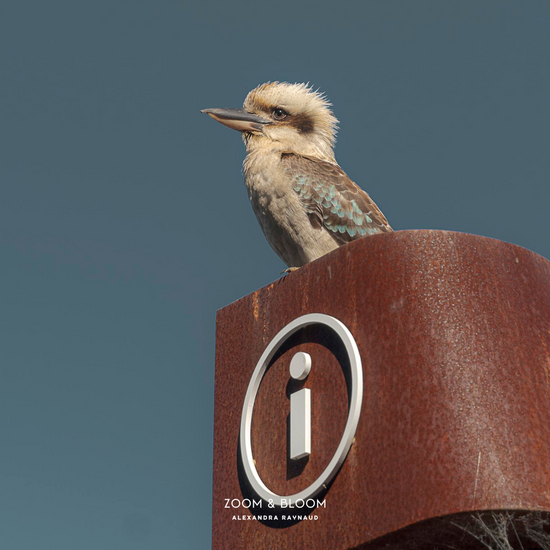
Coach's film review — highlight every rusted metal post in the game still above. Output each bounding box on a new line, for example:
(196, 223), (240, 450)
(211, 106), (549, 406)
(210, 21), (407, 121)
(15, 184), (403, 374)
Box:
(212, 230), (550, 549)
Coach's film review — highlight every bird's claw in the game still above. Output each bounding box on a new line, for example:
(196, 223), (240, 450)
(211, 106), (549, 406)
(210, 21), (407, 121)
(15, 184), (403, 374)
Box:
(280, 267), (299, 276)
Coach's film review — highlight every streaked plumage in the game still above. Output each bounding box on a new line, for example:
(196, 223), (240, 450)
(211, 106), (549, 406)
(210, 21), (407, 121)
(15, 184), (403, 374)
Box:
(202, 82), (392, 268)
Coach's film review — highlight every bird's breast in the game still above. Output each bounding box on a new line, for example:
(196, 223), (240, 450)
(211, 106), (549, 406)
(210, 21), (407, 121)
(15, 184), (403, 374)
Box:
(243, 155), (339, 266)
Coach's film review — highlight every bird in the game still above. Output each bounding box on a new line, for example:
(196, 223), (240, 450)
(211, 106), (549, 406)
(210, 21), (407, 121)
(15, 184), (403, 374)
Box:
(201, 82), (392, 270)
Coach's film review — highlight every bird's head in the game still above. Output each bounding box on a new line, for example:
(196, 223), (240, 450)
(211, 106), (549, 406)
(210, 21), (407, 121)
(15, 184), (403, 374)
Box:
(202, 82), (339, 161)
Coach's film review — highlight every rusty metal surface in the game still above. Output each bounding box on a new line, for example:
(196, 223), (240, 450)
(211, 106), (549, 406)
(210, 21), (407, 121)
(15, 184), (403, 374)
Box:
(212, 230), (550, 550)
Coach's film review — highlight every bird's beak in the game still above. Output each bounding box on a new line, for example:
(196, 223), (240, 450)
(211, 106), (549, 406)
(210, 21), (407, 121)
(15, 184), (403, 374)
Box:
(201, 108), (271, 133)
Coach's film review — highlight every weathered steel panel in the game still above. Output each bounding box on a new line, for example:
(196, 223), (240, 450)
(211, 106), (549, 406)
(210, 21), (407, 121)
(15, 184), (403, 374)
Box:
(212, 230), (550, 549)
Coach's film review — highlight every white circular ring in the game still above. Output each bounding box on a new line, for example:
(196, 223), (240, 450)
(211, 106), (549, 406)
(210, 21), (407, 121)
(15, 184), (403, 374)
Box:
(239, 313), (363, 506)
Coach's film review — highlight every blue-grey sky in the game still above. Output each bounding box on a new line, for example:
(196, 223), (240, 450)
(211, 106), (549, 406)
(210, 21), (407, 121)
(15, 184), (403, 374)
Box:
(1, 1), (549, 548)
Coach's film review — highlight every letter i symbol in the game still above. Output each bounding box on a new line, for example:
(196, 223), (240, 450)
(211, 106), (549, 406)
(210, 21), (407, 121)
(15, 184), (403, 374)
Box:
(289, 352), (312, 460)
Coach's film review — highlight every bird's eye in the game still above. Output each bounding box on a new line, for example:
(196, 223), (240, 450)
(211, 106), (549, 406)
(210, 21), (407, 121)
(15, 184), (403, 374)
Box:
(272, 108), (288, 120)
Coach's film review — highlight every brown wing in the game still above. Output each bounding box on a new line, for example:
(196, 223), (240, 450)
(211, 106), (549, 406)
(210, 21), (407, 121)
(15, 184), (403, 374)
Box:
(281, 153), (392, 244)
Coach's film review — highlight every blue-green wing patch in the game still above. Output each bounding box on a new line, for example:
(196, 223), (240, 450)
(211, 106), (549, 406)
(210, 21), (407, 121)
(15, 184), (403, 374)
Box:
(283, 153), (392, 244)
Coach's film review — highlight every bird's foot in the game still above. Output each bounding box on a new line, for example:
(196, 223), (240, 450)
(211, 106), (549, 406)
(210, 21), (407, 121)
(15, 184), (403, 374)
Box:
(280, 267), (299, 276)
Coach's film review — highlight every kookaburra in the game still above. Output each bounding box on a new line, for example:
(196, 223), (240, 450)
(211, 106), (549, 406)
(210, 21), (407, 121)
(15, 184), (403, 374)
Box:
(202, 82), (392, 269)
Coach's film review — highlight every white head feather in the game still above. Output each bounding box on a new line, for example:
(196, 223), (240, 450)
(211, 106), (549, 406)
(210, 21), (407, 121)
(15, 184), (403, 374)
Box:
(243, 82), (339, 162)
